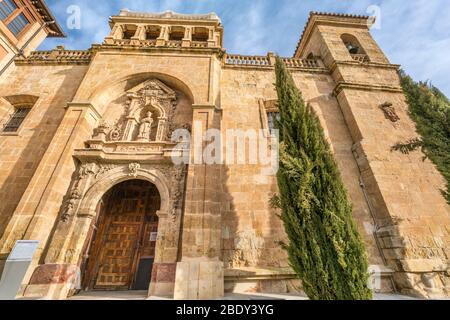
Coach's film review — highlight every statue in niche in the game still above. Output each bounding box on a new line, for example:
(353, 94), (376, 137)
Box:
(89, 79), (178, 144)
(137, 111), (154, 142)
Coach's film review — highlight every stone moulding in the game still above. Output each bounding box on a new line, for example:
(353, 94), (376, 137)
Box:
(224, 267), (296, 282)
(224, 53), (328, 73)
(59, 161), (187, 223)
(333, 81), (404, 96)
(329, 60), (401, 73)
(117, 10), (221, 23)
(15, 48), (93, 65)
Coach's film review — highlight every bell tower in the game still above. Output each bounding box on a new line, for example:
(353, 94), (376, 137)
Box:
(104, 9), (223, 49)
(296, 12), (450, 298)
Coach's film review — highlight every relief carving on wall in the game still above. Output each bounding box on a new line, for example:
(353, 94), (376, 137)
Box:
(61, 162), (117, 221)
(90, 79), (178, 146)
(380, 102), (400, 122)
(227, 229), (264, 268)
(128, 162), (140, 177)
(169, 165), (187, 222)
(60, 162), (187, 224)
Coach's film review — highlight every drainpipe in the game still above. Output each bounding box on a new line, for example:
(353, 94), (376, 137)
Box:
(0, 20), (56, 76)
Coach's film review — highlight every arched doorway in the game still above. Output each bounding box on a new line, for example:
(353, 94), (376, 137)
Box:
(82, 179), (161, 291)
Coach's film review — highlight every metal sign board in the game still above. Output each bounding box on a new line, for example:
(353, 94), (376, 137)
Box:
(150, 232), (158, 242)
(0, 240), (39, 300)
(7, 240), (39, 261)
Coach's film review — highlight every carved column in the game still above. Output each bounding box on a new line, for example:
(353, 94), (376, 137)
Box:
(131, 25), (146, 45)
(156, 25), (170, 46)
(155, 117), (167, 142)
(122, 117), (138, 141)
(182, 27), (192, 47)
(207, 28), (216, 48)
(104, 24), (123, 44)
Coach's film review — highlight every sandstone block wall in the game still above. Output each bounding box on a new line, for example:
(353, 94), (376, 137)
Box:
(0, 64), (88, 239)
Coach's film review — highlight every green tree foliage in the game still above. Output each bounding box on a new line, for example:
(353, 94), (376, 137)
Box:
(397, 71), (450, 204)
(273, 57), (372, 300)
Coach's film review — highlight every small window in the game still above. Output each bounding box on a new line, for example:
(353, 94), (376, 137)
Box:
(7, 12), (28, 35)
(0, 0), (17, 21)
(2, 107), (31, 132)
(341, 34), (366, 55)
(267, 112), (280, 134)
(169, 27), (185, 41)
(123, 30), (135, 39)
(192, 27), (209, 42)
(146, 26), (160, 40)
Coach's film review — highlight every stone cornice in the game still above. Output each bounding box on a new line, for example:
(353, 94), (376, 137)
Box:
(66, 102), (102, 120)
(15, 47), (93, 65)
(192, 104), (222, 112)
(110, 10), (223, 31)
(116, 9), (222, 24)
(333, 81), (403, 96)
(329, 60), (401, 73)
(14, 44), (225, 65)
(94, 43), (225, 57)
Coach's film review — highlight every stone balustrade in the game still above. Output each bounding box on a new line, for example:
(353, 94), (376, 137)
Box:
(16, 47), (93, 64)
(224, 54), (324, 69)
(166, 40), (182, 48)
(281, 57), (320, 68)
(351, 53), (370, 63)
(191, 41), (209, 48)
(225, 54), (271, 66)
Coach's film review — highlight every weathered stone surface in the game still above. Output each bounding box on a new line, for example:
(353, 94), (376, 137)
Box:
(0, 10), (448, 300)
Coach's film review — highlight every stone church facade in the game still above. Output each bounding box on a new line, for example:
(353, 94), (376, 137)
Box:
(0, 3), (449, 300)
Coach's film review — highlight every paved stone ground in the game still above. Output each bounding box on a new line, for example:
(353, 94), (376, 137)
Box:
(68, 291), (419, 300)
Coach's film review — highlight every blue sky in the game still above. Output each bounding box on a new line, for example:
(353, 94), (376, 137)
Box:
(40, 0), (450, 97)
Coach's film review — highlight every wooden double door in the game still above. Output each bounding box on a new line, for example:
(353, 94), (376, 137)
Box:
(83, 180), (160, 291)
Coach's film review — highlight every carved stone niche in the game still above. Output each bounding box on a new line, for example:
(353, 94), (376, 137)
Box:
(86, 79), (184, 154)
(380, 102), (400, 123)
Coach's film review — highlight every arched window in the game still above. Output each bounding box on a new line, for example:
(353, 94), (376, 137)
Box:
(192, 27), (209, 42)
(1, 95), (38, 134)
(340, 34), (369, 62)
(306, 53), (315, 60)
(341, 34), (365, 54)
(169, 26), (185, 41)
(122, 25), (137, 39)
(145, 25), (161, 40)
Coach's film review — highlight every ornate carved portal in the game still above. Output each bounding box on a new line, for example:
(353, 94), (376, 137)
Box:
(94, 79), (177, 144)
(48, 161), (187, 296)
(84, 78), (193, 156)
(60, 162), (187, 225)
(43, 78), (192, 296)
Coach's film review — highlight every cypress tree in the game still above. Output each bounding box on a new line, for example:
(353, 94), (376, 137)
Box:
(394, 71), (450, 204)
(273, 57), (372, 300)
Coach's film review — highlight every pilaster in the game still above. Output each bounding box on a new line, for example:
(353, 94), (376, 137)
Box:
(174, 104), (224, 300)
(0, 102), (100, 293)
